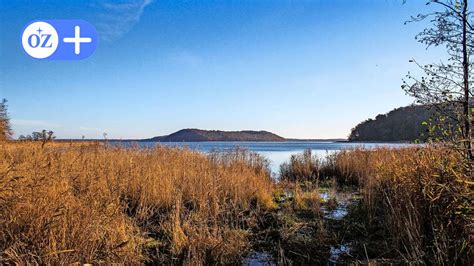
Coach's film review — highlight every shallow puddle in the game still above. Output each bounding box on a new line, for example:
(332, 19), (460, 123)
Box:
(323, 189), (359, 263)
(321, 190), (358, 220)
(243, 251), (275, 266)
(325, 206), (348, 220)
(329, 243), (352, 263)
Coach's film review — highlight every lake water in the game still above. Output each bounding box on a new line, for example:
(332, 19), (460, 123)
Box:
(114, 141), (412, 174)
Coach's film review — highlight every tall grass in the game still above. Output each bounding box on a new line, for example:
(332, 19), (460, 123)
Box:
(279, 148), (364, 186)
(2, 141), (471, 264)
(0, 142), (274, 264)
(279, 149), (320, 182)
(331, 147), (472, 264)
(276, 146), (472, 264)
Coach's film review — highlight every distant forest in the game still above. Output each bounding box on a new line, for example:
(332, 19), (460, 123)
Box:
(348, 105), (441, 142)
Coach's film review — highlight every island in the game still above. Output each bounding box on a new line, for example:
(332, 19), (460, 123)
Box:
(142, 129), (286, 142)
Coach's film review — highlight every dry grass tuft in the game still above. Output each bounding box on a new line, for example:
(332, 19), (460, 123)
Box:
(292, 184), (321, 215)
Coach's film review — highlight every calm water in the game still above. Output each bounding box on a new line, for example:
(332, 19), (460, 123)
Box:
(113, 141), (412, 174)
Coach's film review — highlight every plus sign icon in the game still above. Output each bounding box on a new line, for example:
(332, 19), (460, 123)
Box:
(22, 20), (98, 60)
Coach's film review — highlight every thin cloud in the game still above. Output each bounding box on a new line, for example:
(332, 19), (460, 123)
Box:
(94, 0), (154, 41)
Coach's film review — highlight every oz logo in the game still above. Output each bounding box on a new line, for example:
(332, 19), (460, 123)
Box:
(22, 20), (98, 60)
(22, 21), (59, 59)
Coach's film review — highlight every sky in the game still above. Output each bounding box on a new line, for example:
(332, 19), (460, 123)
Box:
(0, 0), (446, 139)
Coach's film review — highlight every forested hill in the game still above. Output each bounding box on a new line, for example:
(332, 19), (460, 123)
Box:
(348, 105), (438, 142)
(144, 129), (286, 142)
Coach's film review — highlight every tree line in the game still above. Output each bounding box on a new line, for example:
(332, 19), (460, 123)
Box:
(349, 105), (441, 142)
(0, 99), (55, 143)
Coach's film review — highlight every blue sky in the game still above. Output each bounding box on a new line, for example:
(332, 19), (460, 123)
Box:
(0, 0), (444, 139)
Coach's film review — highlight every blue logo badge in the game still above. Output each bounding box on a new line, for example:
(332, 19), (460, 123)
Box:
(22, 20), (98, 60)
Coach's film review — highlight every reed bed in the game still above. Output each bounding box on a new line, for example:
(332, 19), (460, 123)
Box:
(331, 147), (473, 264)
(0, 142), (275, 264)
(1, 141), (471, 264)
(276, 146), (472, 264)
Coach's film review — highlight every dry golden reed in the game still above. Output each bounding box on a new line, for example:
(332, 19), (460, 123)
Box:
(331, 146), (473, 264)
(278, 146), (472, 264)
(0, 142), (274, 264)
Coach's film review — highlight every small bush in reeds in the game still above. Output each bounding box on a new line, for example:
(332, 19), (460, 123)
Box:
(320, 149), (374, 186)
(0, 142), (275, 264)
(279, 149), (320, 182)
(278, 148), (366, 186)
